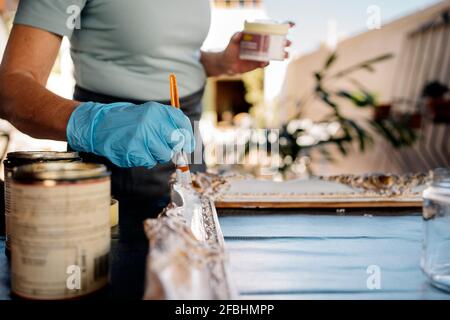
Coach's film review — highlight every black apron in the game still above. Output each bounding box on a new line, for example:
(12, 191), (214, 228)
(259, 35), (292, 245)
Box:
(72, 85), (206, 224)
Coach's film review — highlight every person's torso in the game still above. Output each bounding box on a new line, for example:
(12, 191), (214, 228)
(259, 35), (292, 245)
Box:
(71, 0), (211, 101)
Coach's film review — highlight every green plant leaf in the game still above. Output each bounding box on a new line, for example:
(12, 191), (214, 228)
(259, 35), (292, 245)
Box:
(394, 119), (418, 146)
(318, 147), (336, 163)
(346, 119), (369, 152)
(314, 72), (323, 82)
(370, 119), (401, 148)
(317, 89), (338, 109)
(324, 52), (338, 70)
(337, 90), (376, 107)
(332, 53), (394, 79)
(323, 95), (338, 109)
(361, 64), (375, 72)
(334, 140), (348, 155)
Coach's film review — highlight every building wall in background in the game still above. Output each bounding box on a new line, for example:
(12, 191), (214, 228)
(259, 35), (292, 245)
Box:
(280, 1), (450, 175)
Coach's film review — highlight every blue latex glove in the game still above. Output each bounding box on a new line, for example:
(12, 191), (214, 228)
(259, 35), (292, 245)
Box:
(66, 101), (195, 168)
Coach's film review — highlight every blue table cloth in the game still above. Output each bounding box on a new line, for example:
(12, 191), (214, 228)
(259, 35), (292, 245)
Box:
(2, 212), (450, 300)
(219, 213), (450, 299)
(0, 239), (9, 300)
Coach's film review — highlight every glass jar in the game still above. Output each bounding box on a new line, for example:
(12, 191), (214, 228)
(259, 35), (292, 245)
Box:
(421, 168), (450, 292)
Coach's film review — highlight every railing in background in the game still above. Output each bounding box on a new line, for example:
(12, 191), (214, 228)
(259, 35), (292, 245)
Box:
(385, 7), (450, 172)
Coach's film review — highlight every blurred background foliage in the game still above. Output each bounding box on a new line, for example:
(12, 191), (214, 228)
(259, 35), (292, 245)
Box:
(248, 51), (421, 174)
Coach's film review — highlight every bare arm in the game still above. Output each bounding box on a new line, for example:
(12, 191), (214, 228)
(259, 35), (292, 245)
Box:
(0, 25), (79, 141)
(201, 26), (293, 77)
(200, 33), (268, 77)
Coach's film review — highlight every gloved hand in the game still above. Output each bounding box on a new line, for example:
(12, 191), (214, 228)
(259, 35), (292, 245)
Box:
(66, 101), (195, 168)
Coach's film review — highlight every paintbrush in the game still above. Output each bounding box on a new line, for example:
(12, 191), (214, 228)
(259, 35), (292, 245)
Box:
(169, 74), (193, 186)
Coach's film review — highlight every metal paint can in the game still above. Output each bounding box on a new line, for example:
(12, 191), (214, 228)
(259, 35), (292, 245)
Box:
(110, 198), (119, 228)
(3, 151), (81, 257)
(10, 162), (111, 300)
(240, 20), (290, 62)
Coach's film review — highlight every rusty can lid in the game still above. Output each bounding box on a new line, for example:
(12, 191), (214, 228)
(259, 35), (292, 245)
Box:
(13, 162), (110, 182)
(6, 151), (79, 161)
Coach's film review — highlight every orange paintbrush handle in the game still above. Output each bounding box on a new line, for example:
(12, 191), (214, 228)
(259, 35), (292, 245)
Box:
(169, 74), (180, 109)
(169, 74), (193, 186)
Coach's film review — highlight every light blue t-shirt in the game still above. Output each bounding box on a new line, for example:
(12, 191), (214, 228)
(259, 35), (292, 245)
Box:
(14, 0), (211, 101)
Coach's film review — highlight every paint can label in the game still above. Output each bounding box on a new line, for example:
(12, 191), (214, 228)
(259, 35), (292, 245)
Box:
(240, 33), (271, 60)
(4, 168), (12, 252)
(10, 179), (110, 299)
